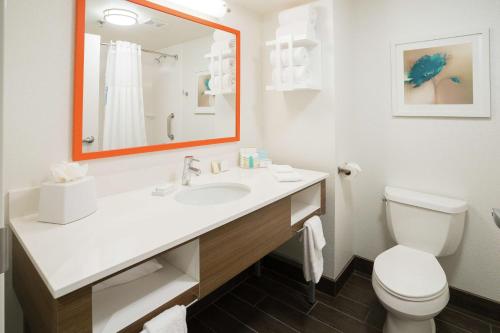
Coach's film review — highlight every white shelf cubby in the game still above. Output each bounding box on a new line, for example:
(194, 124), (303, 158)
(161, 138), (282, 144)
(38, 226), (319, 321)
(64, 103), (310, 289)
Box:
(266, 34), (322, 92)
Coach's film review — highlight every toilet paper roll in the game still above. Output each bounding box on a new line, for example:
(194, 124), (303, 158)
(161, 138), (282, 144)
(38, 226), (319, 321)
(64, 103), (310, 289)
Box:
(339, 162), (362, 179)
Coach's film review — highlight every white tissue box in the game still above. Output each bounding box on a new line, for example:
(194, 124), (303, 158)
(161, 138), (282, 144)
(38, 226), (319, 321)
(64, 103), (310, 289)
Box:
(38, 176), (97, 225)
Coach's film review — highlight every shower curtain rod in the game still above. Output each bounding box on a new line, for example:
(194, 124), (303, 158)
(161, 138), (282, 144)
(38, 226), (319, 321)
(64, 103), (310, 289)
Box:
(100, 42), (179, 60)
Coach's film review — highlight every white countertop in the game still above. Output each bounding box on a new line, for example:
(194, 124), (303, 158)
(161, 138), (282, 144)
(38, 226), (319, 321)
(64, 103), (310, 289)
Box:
(9, 168), (328, 298)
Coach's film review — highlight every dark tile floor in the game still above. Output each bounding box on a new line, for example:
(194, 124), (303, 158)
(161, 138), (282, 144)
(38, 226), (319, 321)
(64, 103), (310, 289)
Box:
(188, 268), (500, 333)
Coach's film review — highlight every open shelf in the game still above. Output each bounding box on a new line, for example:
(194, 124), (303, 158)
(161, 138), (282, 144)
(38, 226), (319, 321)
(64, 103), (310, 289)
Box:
(265, 33), (322, 92)
(290, 182), (322, 226)
(266, 83), (321, 92)
(204, 49), (235, 59)
(291, 201), (321, 226)
(204, 89), (234, 96)
(92, 239), (199, 333)
(92, 261), (198, 333)
(265, 35), (320, 48)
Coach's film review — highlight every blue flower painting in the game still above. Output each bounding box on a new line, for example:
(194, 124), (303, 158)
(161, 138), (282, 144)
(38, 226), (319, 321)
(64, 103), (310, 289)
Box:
(403, 43), (473, 105)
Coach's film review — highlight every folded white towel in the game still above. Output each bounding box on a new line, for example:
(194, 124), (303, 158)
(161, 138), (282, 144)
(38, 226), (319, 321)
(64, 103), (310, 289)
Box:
(276, 21), (316, 40)
(282, 66), (311, 84)
(269, 164), (294, 173)
(208, 76), (221, 91)
(278, 4), (318, 25)
(93, 259), (163, 292)
(211, 40), (236, 54)
(210, 58), (235, 74)
(272, 172), (302, 182)
(222, 74), (235, 90)
(270, 47), (309, 67)
(302, 216), (326, 283)
(143, 305), (187, 333)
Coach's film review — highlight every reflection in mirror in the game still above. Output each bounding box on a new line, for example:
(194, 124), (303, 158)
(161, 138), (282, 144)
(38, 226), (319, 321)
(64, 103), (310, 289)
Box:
(81, 0), (237, 153)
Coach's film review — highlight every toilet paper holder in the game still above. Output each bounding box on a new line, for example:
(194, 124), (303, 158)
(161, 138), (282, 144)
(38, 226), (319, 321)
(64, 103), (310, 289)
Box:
(338, 167), (352, 176)
(492, 208), (500, 229)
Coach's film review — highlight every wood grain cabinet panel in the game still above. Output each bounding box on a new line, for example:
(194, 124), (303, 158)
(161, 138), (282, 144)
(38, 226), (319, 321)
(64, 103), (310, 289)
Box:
(13, 236), (92, 333)
(199, 198), (292, 297)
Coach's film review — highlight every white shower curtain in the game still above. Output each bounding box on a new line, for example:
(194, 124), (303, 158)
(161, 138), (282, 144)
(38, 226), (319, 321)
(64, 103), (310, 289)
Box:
(103, 41), (147, 150)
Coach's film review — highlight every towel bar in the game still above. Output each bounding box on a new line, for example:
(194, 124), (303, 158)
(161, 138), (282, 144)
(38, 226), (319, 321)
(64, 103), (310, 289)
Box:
(186, 298), (198, 308)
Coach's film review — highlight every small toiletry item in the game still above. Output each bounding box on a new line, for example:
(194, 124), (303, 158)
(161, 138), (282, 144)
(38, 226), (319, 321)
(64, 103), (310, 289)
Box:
(220, 160), (229, 172)
(240, 148), (257, 169)
(152, 183), (176, 197)
(259, 158), (272, 168)
(211, 161), (221, 174)
(38, 176), (97, 224)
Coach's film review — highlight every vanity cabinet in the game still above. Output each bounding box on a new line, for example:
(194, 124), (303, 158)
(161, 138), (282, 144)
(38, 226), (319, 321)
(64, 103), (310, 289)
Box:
(199, 198), (293, 297)
(12, 178), (327, 333)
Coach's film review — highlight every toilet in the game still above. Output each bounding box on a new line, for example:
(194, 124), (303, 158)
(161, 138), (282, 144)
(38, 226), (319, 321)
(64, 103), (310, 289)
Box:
(373, 187), (467, 333)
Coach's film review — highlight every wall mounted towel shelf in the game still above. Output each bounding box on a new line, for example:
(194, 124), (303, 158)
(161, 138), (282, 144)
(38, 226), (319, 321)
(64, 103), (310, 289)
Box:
(265, 34), (322, 92)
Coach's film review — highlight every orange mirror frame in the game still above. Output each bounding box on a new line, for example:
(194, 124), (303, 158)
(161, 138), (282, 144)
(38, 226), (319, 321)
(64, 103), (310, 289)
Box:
(72, 0), (240, 161)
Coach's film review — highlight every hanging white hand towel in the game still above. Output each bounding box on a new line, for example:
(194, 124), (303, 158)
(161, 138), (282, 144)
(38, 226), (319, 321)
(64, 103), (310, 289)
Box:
(142, 305), (187, 333)
(302, 216), (326, 283)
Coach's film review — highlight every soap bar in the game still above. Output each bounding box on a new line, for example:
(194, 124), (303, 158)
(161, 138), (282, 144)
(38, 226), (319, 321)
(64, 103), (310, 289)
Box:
(211, 161), (221, 174)
(152, 183), (176, 197)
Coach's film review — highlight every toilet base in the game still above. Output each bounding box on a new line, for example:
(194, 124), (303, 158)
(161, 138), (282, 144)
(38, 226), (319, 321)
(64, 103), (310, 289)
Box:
(383, 312), (436, 333)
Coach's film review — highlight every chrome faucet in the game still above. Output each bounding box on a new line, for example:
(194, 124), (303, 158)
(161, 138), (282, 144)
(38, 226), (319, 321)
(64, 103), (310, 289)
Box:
(182, 156), (201, 186)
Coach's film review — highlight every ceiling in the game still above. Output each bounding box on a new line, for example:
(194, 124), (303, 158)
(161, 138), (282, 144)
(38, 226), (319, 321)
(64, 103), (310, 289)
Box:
(227, 0), (311, 14)
(86, 0), (215, 50)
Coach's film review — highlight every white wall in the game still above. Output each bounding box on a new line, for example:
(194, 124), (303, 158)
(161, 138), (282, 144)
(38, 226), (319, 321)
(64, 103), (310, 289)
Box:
(3, 0), (262, 331)
(331, 0), (356, 278)
(346, 0), (500, 302)
(0, 0), (4, 330)
(260, 0), (338, 279)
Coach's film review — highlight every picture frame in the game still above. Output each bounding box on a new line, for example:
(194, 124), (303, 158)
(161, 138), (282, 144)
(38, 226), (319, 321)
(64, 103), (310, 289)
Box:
(195, 71), (215, 115)
(391, 29), (490, 118)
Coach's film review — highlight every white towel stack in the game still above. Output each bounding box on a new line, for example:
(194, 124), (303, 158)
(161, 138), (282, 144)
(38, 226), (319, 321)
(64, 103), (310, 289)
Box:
(141, 305), (187, 333)
(269, 164), (303, 182)
(208, 32), (236, 93)
(209, 58), (235, 74)
(276, 4), (318, 40)
(271, 4), (317, 87)
(302, 216), (326, 283)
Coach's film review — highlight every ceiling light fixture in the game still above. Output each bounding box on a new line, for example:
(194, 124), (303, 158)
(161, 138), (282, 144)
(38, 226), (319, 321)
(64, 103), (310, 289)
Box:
(166, 0), (229, 18)
(103, 8), (138, 26)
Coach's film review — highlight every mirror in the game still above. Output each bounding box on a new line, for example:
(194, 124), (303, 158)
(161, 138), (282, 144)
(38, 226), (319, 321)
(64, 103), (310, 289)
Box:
(73, 0), (240, 160)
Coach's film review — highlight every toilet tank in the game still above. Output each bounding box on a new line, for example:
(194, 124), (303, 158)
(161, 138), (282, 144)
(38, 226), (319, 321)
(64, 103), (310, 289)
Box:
(385, 187), (467, 257)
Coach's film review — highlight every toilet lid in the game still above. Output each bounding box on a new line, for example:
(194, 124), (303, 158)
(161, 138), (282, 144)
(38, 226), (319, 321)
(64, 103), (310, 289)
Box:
(374, 245), (447, 300)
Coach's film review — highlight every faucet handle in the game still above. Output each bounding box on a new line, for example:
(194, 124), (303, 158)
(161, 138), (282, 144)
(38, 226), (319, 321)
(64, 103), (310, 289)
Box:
(185, 156), (199, 162)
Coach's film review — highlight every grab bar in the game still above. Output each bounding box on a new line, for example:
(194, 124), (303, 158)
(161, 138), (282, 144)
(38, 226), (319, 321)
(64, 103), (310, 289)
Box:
(167, 113), (175, 140)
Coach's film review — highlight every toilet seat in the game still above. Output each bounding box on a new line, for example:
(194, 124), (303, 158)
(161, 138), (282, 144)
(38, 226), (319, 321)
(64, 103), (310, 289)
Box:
(374, 245), (448, 302)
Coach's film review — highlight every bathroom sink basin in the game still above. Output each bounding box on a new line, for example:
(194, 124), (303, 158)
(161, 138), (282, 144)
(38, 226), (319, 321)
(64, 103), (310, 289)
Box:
(175, 183), (251, 206)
